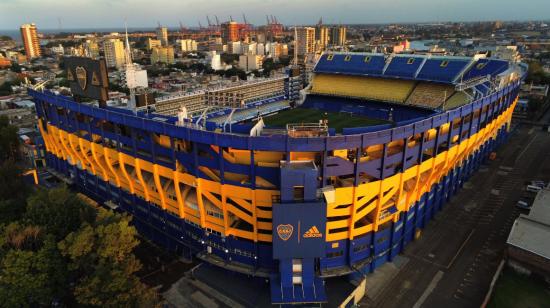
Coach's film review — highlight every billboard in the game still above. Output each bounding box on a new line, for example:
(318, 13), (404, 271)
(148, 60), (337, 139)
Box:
(272, 202), (327, 259)
(64, 57), (109, 103)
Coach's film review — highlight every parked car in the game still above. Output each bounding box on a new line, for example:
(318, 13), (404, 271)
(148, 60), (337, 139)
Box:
(526, 185), (543, 193)
(515, 200), (531, 210)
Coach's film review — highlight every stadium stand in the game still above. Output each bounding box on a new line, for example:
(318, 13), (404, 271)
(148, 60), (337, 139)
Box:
(314, 53), (386, 76)
(384, 56), (424, 78)
(444, 91), (471, 109)
(462, 59), (509, 80)
(406, 82), (455, 109)
(210, 101), (290, 125)
(416, 58), (471, 82)
(310, 74), (416, 103)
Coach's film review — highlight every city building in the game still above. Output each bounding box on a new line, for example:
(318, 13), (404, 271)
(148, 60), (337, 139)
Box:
(151, 46), (175, 64)
(507, 188), (550, 278)
(228, 41), (242, 54)
(155, 91), (206, 116)
(103, 39), (126, 69)
(296, 27), (316, 56)
(122, 31), (148, 90)
(177, 39), (198, 52)
(239, 54), (263, 71)
(20, 23), (41, 61)
(331, 26), (347, 47)
(221, 21), (240, 43)
(242, 42), (257, 55)
(0, 54), (11, 68)
(157, 26), (169, 46)
(84, 40), (100, 59)
(316, 26), (330, 51)
(208, 51), (225, 71)
(147, 38), (162, 50)
(257, 43), (265, 56)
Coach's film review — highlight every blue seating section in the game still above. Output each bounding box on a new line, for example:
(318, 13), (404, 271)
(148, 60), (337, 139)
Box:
(315, 54), (386, 76)
(301, 94), (436, 122)
(313, 54), (512, 84)
(383, 56), (423, 78)
(417, 59), (470, 82)
(462, 59), (509, 80)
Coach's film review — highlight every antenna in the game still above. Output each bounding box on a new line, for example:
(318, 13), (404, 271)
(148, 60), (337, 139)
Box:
(293, 26), (298, 66)
(124, 19), (132, 65)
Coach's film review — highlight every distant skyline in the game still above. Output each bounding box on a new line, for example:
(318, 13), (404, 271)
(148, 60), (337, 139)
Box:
(1, 0), (549, 30)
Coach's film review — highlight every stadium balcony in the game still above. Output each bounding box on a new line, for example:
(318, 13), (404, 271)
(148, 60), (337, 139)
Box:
(406, 83), (455, 109)
(462, 59), (509, 80)
(311, 74), (415, 103)
(383, 56), (424, 78)
(314, 53), (386, 76)
(416, 58), (471, 83)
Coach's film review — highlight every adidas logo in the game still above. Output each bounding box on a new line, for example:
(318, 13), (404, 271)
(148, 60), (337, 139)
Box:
(303, 225), (322, 238)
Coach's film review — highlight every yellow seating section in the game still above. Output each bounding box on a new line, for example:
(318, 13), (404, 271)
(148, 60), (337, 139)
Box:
(407, 82), (455, 109)
(445, 91), (471, 110)
(311, 74), (416, 103)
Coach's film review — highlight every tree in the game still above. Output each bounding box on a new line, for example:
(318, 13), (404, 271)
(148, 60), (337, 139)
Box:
(0, 233), (68, 307)
(0, 116), (19, 161)
(59, 209), (157, 307)
(10, 62), (22, 73)
(25, 186), (96, 241)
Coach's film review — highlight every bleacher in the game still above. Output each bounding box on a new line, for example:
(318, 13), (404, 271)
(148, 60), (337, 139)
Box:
(310, 74), (416, 103)
(313, 53), (511, 86)
(210, 100), (290, 125)
(383, 56), (424, 78)
(444, 91), (470, 110)
(462, 59), (509, 80)
(315, 53), (386, 76)
(416, 58), (471, 82)
(406, 83), (455, 109)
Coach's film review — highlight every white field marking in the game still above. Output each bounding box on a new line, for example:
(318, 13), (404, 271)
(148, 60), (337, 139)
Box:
(413, 270), (445, 308)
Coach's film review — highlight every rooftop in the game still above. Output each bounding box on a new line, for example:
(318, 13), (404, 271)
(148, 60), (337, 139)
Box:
(507, 188), (550, 259)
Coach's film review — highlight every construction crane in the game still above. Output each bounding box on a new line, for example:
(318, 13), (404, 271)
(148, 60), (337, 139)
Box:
(229, 15), (234, 22)
(242, 13), (248, 25)
(215, 15), (220, 27)
(206, 15), (212, 27)
(179, 21), (186, 37)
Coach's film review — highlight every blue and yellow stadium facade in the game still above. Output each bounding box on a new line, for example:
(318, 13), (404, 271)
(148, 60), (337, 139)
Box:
(29, 53), (524, 304)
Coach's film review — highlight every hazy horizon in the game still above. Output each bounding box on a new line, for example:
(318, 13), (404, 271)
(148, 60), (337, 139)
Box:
(1, 0), (549, 30)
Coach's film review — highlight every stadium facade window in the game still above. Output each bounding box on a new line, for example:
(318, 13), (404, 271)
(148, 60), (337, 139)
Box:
(407, 58), (415, 64)
(344, 55), (352, 61)
(440, 60), (449, 67)
(364, 56), (371, 63)
(327, 54), (334, 61)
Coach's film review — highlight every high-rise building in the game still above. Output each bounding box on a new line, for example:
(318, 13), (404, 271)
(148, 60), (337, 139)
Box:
(151, 46), (174, 64)
(221, 21), (240, 43)
(296, 27), (315, 56)
(156, 26), (168, 46)
(239, 54), (263, 71)
(103, 39), (126, 69)
(20, 23), (41, 61)
(316, 26), (330, 51)
(147, 38), (162, 50)
(331, 26), (347, 47)
(84, 40), (100, 59)
(177, 39), (198, 52)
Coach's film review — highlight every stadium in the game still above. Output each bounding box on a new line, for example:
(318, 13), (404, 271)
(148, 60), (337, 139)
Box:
(29, 52), (525, 305)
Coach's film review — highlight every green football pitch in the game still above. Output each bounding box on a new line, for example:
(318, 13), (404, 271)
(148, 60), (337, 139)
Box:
(261, 108), (389, 132)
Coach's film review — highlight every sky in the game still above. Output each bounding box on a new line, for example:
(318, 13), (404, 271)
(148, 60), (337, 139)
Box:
(0, 0), (549, 30)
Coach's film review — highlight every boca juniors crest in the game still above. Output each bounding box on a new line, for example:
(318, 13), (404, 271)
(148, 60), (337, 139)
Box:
(276, 224), (294, 241)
